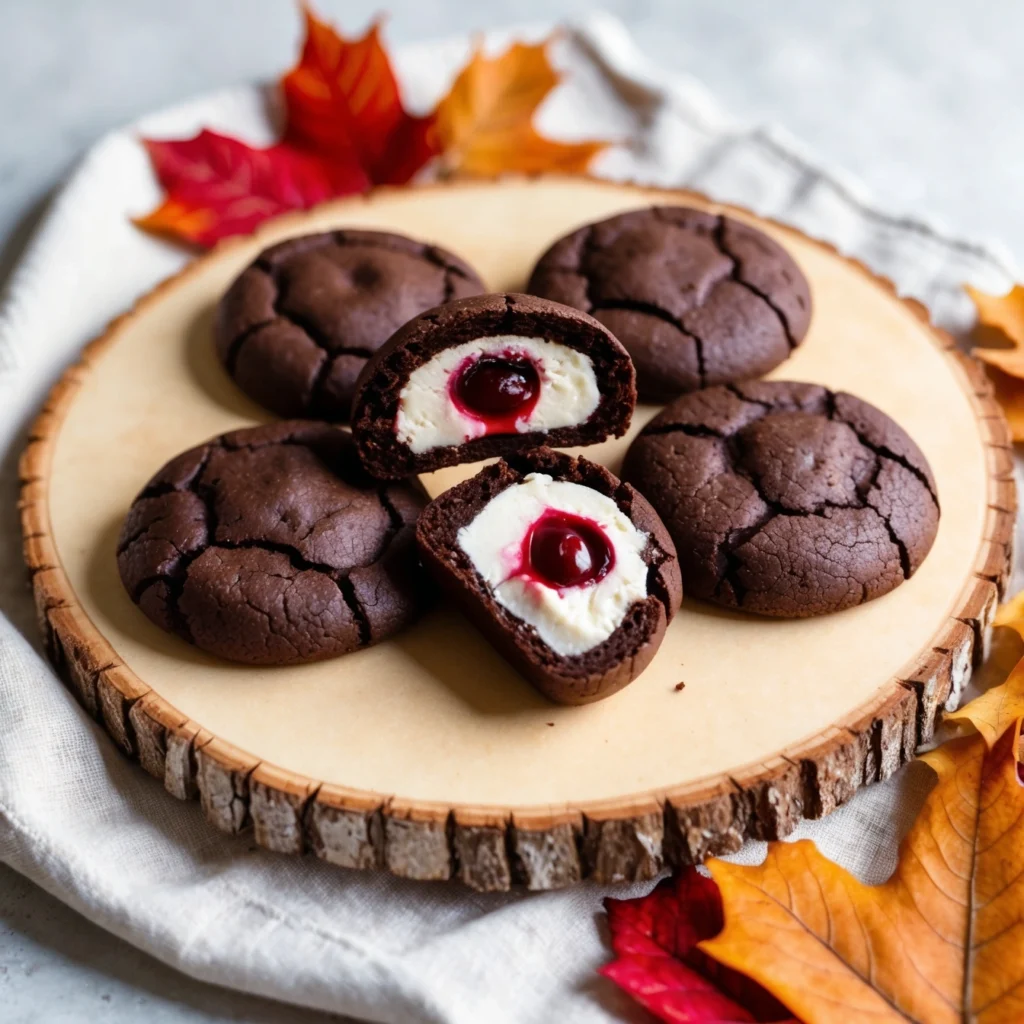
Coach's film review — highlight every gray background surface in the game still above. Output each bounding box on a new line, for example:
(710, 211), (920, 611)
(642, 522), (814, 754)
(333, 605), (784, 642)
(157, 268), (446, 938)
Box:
(1, 1), (1021, 1020)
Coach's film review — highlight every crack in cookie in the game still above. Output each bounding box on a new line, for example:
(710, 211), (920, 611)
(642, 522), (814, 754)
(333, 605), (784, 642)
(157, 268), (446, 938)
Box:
(117, 421), (428, 664)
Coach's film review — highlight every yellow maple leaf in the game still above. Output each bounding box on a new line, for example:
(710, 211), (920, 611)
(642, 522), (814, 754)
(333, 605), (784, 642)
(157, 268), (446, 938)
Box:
(133, 196), (215, 247)
(941, 592), (1024, 747)
(701, 719), (1024, 1024)
(946, 656), (1024, 748)
(432, 37), (609, 177)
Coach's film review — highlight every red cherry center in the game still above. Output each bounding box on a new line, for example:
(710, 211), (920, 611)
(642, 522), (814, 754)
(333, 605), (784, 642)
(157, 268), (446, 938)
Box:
(452, 356), (540, 421)
(523, 510), (614, 589)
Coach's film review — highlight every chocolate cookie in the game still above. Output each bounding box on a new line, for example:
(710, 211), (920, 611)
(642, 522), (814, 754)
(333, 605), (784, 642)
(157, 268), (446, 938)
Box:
(215, 230), (485, 421)
(350, 293), (637, 480)
(622, 382), (939, 617)
(117, 421), (428, 664)
(416, 447), (682, 704)
(527, 206), (812, 402)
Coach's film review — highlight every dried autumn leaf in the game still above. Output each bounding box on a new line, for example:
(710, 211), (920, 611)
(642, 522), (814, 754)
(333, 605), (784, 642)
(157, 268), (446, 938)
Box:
(968, 283), (1024, 367)
(281, 7), (437, 184)
(995, 590), (1024, 637)
(138, 9), (612, 245)
(966, 283), (1024, 436)
(433, 37), (608, 177)
(137, 6), (435, 246)
(946, 656), (1024, 749)
(136, 131), (367, 247)
(701, 719), (1024, 1024)
(979, 362), (1024, 442)
(601, 869), (797, 1023)
(942, 590), (1024, 747)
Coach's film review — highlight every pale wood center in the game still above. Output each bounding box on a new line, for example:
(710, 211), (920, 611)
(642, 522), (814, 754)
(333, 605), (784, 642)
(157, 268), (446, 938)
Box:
(47, 178), (987, 808)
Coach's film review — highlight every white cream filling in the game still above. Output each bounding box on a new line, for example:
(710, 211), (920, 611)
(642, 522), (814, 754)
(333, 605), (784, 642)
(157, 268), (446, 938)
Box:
(457, 474), (650, 657)
(394, 335), (600, 454)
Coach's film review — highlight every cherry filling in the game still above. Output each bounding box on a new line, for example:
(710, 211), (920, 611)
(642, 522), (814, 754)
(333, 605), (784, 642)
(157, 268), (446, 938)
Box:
(518, 510), (615, 590)
(450, 354), (541, 432)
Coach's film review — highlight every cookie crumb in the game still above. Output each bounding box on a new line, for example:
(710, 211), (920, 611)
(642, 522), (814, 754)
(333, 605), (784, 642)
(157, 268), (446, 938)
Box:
(674, 681), (686, 692)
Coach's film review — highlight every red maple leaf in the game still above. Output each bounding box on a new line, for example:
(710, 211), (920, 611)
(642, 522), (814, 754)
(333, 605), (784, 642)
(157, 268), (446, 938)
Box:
(281, 8), (438, 184)
(600, 869), (799, 1024)
(136, 6), (435, 247)
(136, 131), (368, 247)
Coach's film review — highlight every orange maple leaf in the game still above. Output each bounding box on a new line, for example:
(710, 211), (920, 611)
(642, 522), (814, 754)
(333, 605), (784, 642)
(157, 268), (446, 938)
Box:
(967, 283), (1024, 439)
(432, 37), (609, 177)
(136, 11), (613, 247)
(967, 283), (1024, 373)
(136, 7), (431, 247)
(977, 362), (1024, 442)
(700, 715), (1024, 1024)
(994, 590), (1024, 640)
(601, 868), (798, 1022)
(945, 652), (1024, 750)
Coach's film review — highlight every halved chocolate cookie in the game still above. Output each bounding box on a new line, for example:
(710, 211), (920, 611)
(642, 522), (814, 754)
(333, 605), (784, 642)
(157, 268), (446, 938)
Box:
(351, 293), (637, 479)
(622, 381), (940, 617)
(416, 448), (682, 705)
(527, 206), (812, 402)
(117, 421), (428, 665)
(215, 230), (485, 421)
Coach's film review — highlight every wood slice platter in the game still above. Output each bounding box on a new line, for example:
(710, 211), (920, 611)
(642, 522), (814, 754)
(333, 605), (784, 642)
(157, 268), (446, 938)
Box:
(19, 177), (1016, 891)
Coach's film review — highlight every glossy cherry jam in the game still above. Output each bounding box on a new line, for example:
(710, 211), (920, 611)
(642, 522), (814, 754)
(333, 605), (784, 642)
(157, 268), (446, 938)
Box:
(450, 354), (541, 430)
(519, 510), (614, 590)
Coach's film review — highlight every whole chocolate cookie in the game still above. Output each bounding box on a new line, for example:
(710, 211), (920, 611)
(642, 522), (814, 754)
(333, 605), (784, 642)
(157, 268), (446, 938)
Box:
(215, 230), (485, 421)
(117, 421), (428, 664)
(622, 382), (939, 618)
(350, 293), (636, 480)
(416, 447), (682, 704)
(527, 206), (812, 402)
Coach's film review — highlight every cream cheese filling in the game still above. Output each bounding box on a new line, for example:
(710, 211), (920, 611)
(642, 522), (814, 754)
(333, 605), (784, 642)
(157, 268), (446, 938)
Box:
(395, 335), (600, 454)
(457, 474), (649, 657)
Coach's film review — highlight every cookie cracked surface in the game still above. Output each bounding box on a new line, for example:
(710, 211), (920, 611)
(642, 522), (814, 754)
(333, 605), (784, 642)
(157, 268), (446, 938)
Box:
(622, 381), (940, 618)
(117, 421), (428, 664)
(527, 206), (812, 401)
(215, 230), (485, 422)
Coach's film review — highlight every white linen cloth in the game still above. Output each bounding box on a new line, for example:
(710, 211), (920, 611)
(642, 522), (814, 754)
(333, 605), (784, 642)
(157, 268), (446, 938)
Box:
(0, 14), (1019, 1023)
